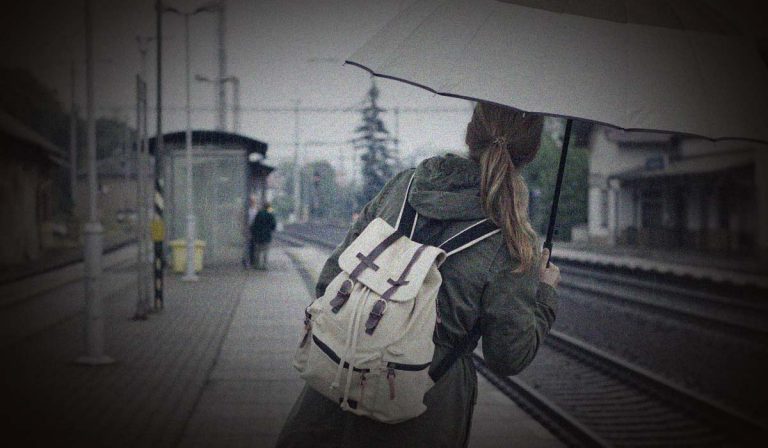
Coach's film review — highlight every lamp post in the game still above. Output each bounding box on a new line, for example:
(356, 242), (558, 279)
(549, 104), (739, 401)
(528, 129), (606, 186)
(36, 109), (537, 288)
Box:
(164, 1), (220, 282)
(76, 0), (113, 365)
(134, 35), (154, 320)
(194, 74), (240, 133)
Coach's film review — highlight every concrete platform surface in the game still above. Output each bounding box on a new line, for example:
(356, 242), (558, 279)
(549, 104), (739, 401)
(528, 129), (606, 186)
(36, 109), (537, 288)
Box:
(0, 244), (562, 447)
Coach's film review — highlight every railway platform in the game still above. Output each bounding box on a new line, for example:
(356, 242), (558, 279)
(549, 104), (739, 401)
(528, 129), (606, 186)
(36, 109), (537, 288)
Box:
(0, 242), (563, 448)
(553, 240), (768, 289)
(284, 222), (768, 290)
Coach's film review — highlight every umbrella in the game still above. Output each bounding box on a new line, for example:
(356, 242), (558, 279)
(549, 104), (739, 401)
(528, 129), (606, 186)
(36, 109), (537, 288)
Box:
(345, 0), (768, 255)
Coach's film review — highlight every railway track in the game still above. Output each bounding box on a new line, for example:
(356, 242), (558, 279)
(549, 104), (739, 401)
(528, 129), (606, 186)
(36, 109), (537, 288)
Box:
(283, 224), (768, 340)
(557, 262), (768, 343)
(0, 240), (138, 309)
(280, 228), (767, 447)
(477, 331), (764, 447)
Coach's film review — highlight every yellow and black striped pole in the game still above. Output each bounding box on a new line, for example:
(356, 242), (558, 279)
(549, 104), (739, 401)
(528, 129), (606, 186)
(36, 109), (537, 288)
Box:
(153, 0), (165, 309)
(151, 183), (165, 309)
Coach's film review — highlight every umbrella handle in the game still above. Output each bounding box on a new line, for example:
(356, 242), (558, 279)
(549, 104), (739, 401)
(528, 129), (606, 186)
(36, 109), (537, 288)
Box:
(543, 119), (573, 267)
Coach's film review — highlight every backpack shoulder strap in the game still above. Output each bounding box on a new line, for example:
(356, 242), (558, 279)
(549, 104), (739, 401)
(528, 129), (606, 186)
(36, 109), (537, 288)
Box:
(439, 219), (500, 256)
(394, 173), (419, 238)
(429, 324), (481, 383)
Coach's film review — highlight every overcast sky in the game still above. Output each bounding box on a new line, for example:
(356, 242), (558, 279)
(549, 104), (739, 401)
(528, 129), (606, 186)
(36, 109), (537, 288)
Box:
(1, 0), (475, 169)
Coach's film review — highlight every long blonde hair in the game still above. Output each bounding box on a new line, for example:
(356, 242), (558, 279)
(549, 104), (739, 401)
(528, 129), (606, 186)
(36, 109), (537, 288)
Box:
(466, 102), (543, 272)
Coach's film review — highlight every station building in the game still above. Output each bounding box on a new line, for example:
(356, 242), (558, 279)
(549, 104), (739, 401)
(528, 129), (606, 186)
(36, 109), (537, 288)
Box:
(586, 126), (768, 255)
(0, 110), (67, 264)
(150, 131), (273, 264)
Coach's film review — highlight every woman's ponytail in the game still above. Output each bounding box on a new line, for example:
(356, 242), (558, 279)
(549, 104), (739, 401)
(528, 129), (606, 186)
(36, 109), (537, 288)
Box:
(467, 103), (543, 272)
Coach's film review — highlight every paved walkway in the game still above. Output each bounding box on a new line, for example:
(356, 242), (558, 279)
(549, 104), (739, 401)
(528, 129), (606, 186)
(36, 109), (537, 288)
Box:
(179, 251), (306, 447)
(0, 256), (251, 446)
(0, 243), (561, 447)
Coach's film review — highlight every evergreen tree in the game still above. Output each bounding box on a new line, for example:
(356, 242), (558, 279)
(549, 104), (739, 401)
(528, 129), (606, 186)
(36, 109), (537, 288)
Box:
(353, 80), (397, 205)
(522, 132), (589, 241)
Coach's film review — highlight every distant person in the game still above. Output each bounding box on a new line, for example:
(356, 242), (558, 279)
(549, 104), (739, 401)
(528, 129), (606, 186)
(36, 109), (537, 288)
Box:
(242, 195), (259, 269)
(277, 102), (560, 447)
(251, 202), (277, 270)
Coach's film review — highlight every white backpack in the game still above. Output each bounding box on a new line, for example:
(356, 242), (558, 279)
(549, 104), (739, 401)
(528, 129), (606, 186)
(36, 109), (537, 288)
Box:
(293, 175), (499, 423)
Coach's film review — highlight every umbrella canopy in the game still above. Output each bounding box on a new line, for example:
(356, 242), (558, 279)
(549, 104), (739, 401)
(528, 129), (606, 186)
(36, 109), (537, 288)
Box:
(346, 0), (768, 254)
(347, 0), (768, 144)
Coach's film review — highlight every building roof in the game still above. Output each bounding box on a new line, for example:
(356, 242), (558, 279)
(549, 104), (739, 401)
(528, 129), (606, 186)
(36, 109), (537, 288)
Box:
(148, 130), (268, 158)
(604, 128), (676, 146)
(610, 150), (754, 181)
(0, 109), (67, 166)
(250, 161), (275, 177)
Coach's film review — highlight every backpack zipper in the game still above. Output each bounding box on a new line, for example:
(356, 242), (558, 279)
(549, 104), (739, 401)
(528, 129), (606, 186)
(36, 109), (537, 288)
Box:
(360, 372), (368, 406)
(299, 310), (312, 348)
(384, 360), (431, 400)
(312, 335), (370, 373)
(386, 367), (396, 399)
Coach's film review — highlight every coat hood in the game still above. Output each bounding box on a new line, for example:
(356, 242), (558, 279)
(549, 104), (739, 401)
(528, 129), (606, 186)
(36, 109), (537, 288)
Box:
(409, 154), (486, 221)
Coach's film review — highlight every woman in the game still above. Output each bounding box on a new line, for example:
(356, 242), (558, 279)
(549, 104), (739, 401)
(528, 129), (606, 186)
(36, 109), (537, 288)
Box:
(277, 102), (560, 447)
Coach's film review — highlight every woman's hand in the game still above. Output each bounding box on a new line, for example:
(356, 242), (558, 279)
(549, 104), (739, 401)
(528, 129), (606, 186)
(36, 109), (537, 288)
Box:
(539, 248), (560, 288)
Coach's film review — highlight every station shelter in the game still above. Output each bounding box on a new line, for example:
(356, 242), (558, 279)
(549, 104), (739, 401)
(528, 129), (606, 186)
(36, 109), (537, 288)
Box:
(150, 131), (273, 264)
(586, 127), (766, 255)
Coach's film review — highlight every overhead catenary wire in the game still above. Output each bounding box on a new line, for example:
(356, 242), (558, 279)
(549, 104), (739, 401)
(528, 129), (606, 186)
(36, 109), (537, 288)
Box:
(97, 105), (469, 114)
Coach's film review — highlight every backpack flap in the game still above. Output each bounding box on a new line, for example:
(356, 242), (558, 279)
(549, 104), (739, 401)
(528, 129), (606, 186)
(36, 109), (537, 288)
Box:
(338, 218), (445, 302)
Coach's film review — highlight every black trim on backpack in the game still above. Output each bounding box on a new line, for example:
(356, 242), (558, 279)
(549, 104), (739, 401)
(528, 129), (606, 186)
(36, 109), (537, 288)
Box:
(313, 335), (371, 373)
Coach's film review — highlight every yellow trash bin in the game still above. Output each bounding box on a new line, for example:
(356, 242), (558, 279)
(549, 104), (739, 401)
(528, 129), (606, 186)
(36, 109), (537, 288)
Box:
(170, 239), (206, 274)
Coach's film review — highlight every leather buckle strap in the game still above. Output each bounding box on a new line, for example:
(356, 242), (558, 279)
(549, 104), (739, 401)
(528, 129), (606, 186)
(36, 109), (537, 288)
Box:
(349, 231), (402, 280)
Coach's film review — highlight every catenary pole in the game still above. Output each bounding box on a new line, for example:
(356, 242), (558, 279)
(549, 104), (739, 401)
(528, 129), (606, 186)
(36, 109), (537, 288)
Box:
(69, 60), (78, 211)
(182, 13), (198, 282)
(292, 100), (301, 223)
(122, 112), (130, 212)
(217, 0), (227, 131)
(232, 76), (240, 133)
(134, 74), (148, 320)
(134, 36), (154, 319)
(77, 0), (113, 365)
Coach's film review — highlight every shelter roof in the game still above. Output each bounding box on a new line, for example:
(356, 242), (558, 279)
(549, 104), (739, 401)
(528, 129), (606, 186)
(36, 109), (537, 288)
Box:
(148, 130), (268, 157)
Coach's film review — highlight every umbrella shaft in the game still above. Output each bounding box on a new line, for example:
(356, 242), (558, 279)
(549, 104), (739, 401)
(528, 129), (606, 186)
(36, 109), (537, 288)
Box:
(544, 119), (573, 266)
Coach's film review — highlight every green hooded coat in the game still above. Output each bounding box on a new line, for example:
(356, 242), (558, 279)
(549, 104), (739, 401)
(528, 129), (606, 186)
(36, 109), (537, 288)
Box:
(277, 154), (558, 448)
(251, 209), (277, 244)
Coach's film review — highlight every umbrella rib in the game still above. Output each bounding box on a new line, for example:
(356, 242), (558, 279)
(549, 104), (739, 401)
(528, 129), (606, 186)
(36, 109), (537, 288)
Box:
(444, 6), (497, 93)
(377, 0), (449, 76)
